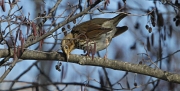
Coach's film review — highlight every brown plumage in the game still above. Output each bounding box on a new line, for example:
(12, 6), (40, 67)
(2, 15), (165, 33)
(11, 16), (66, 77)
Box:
(61, 13), (129, 60)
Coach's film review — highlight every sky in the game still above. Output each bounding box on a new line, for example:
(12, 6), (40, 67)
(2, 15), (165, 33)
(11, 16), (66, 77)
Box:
(0, 0), (178, 90)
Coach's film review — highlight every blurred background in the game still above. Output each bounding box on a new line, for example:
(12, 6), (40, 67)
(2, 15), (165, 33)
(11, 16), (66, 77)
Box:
(0, 0), (180, 91)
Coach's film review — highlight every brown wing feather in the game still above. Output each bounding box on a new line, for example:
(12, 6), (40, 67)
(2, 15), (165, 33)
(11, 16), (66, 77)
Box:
(86, 28), (112, 39)
(72, 18), (112, 40)
(113, 26), (128, 38)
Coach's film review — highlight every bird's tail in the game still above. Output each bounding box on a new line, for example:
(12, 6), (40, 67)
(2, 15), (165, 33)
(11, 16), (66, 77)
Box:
(112, 12), (130, 26)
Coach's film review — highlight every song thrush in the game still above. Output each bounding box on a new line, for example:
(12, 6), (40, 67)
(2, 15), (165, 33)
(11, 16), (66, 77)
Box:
(61, 13), (129, 60)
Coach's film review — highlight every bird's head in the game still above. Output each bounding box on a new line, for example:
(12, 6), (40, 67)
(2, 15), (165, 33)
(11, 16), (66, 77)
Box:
(61, 33), (75, 60)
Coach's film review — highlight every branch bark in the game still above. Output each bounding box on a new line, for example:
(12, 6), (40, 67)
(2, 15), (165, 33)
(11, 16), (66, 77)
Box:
(0, 49), (180, 84)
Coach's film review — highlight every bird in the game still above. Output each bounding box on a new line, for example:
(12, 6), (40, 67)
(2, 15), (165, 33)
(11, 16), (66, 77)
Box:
(61, 13), (129, 60)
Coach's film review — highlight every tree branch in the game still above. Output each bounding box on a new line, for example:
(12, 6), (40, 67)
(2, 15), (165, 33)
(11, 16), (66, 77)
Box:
(0, 49), (180, 84)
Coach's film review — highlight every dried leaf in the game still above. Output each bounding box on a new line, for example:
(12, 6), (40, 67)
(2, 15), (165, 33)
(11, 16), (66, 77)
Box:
(73, 19), (76, 24)
(104, 0), (110, 9)
(1, 0), (5, 12)
(67, 24), (70, 29)
(139, 61), (142, 64)
(173, 18), (176, 21)
(26, 24), (30, 35)
(134, 22), (139, 29)
(169, 25), (172, 37)
(21, 38), (24, 52)
(123, 0), (126, 4)
(15, 29), (19, 44)
(148, 27), (152, 33)
(145, 25), (149, 30)
(19, 30), (22, 40)
(147, 37), (150, 51)
(150, 11), (155, 27)
(157, 13), (164, 27)
(117, 2), (121, 10)
(62, 27), (67, 36)
(134, 82), (137, 86)
(176, 20), (180, 26)
(151, 33), (154, 46)
(152, 22), (155, 27)
(31, 22), (37, 36)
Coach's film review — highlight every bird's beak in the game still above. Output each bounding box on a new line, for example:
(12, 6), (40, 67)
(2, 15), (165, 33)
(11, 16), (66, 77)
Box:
(66, 51), (70, 61)
(62, 45), (69, 61)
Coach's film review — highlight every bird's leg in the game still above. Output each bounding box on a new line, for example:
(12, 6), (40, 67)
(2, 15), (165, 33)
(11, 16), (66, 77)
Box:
(104, 38), (109, 60)
(104, 48), (108, 60)
(85, 41), (94, 61)
(91, 42), (96, 61)
(86, 40), (91, 57)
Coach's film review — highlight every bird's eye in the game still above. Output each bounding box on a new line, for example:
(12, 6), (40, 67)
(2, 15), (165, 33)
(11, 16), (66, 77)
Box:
(64, 45), (68, 49)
